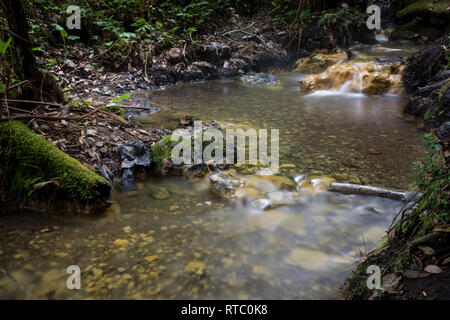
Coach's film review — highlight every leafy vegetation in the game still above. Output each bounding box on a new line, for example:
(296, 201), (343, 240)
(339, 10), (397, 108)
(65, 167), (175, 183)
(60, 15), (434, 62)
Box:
(404, 133), (450, 237)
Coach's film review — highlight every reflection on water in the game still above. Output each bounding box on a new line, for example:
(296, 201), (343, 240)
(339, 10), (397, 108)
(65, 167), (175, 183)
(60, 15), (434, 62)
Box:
(0, 69), (426, 300)
(141, 73), (424, 189)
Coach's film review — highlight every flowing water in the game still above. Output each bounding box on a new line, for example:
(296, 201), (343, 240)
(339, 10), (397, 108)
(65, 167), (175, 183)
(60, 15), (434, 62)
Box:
(0, 45), (427, 300)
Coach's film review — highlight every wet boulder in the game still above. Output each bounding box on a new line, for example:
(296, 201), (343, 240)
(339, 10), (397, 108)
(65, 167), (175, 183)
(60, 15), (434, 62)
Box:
(391, 0), (450, 42)
(403, 40), (449, 94)
(194, 42), (233, 65)
(403, 39), (450, 129)
(118, 140), (151, 189)
(240, 73), (279, 86)
(293, 51), (348, 74)
(209, 172), (246, 200)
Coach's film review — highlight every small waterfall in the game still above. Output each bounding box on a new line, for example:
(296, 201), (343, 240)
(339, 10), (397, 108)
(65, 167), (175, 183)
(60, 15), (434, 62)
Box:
(338, 80), (353, 93)
(352, 65), (363, 93)
(358, 70), (363, 93)
(299, 57), (404, 95)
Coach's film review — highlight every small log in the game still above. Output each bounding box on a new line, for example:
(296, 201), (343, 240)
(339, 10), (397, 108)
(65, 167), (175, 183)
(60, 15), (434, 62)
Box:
(328, 182), (411, 201)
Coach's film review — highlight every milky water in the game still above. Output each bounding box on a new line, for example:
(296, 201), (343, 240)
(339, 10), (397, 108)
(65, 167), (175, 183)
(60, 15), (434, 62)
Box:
(0, 59), (426, 300)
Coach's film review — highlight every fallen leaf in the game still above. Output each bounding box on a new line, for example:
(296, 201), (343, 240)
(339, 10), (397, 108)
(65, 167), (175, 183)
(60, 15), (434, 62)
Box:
(424, 265), (443, 274)
(432, 225), (450, 232)
(418, 246), (435, 255)
(442, 257), (450, 265)
(388, 228), (396, 242)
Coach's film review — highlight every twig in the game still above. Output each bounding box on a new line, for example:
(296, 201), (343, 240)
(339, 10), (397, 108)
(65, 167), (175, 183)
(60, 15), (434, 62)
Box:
(1, 114), (81, 122)
(5, 106), (35, 114)
(1, 98), (62, 108)
(119, 105), (153, 110)
(5, 80), (30, 91)
(77, 106), (103, 121)
(222, 22), (256, 36)
(0, 265), (37, 300)
(361, 233), (367, 256)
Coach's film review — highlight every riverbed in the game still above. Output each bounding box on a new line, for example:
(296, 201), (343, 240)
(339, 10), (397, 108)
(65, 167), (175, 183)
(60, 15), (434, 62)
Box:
(0, 44), (427, 299)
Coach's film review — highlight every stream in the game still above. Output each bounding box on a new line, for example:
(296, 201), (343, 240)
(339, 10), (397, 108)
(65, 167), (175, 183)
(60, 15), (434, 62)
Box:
(0, 42), (427, 299)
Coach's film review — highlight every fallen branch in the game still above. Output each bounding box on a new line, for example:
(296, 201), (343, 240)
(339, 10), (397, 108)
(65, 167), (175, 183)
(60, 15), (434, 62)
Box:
(327, 183), (414, 201)
(0, 114), (81, 121)
(407, 231), (447, 248)
(5, 106), (35, 114)
(146, 99), (168, 110)
(77, 106), (103, 121)
(6, 80), (30, 91)
(98, 108), (129, 125)
(117, 105), (153, 110)
(1, 98), (62, 108)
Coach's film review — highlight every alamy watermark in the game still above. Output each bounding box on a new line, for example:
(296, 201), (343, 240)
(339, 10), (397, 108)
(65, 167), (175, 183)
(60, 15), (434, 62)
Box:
(66, 5), (81, 30)
(366, 265), (381, 290)
(66, 265), (81, 289)
(366, 5), (381, 30)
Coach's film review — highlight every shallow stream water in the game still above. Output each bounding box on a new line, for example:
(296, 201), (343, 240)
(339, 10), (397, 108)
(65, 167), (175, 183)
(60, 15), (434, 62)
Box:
(0, 43), (427, 300)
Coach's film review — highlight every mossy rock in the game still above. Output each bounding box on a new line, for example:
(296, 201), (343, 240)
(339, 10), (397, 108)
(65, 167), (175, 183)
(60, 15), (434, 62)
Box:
(396, 0), (450, 23)
(0, 121), (111, 212)
(151, 131), (230, 166)
(151, 135), (182, 165)
(390, 18), (442, 41)
(293, 51), (348, 74)
(392, 0), (450, 41)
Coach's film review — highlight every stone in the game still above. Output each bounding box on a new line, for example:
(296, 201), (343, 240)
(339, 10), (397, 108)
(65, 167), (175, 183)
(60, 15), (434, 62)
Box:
(123, 226), (132, 233)
(113, 239), (129, 246)
(293, 51), (348, 74)
(65, 59), (76, 69)
(252, 265), (269, 276)
(168, 47), (182, 63)
(86, 129), (97, 136)
(279, 163), (296, 169)
(144, 255), (159, 263)
(209, 172), (245, 200)
(240, 73), (279, 86)
(347, 174), (361, 185)
(299, 59), (405, 95)
(148, 186), (170, 200)
(184, 261), (206, 276)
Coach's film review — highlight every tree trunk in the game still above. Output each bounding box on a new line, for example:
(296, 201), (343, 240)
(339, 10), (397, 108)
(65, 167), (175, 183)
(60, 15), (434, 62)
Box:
(0, 0), (64, 103)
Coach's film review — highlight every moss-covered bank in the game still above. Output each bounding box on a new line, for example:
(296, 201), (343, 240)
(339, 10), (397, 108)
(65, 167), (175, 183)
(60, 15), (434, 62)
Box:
(0, 121), (111, 213)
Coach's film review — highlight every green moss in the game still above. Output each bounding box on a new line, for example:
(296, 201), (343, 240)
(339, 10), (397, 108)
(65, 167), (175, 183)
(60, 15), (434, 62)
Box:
(151, 131), (227, 165)
(391, 248), (412, 270)
(0, 121), (110, 203)
(151, 135), (182, 164)
(397, 0), (450, 22)
(345, 260), (370, 300)
(390, 18), (441, 40)
(104, 105), (125, 118)
(377, 235), (389, 249)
